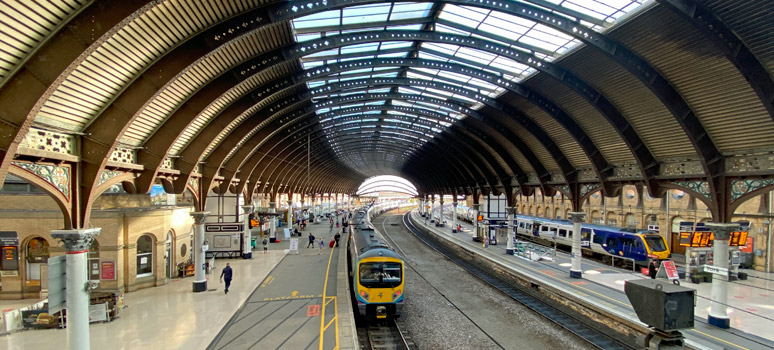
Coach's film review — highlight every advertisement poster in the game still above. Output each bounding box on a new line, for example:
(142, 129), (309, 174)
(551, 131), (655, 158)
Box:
(21, 309), (58, 329)
(101, 260), (116, 280)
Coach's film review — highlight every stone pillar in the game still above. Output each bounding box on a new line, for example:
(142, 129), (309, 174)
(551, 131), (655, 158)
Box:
(190, 212), (209, 292)
(706, 223), (735, 329)
(506, 207), (516, 254)
(269, 202), (277, 240)
(452, 202), (459, 232)
(51, 228), (101, 350)
(241, 205), (253, 259)
(569, 212), (586, 278)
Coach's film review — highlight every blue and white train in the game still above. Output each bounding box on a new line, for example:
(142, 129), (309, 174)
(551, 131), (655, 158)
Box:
(514, 215), (670, 265)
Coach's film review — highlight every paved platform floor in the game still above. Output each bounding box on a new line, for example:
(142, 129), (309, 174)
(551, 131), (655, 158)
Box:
(420, 210), (774, 350)
(0, 213), (357, 350)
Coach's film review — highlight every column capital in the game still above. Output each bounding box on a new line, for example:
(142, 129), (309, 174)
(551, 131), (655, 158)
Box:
(190, 211), (210, 224)
(240, 205), (254, 214)
(705, 223), (738, 240)
(269, 201), (276, 208)
(452, 201), (458, 207)
(51, 228), (101, 252)
(506, 207), (516, 215)
(568, 211), (586, 223)
(472, 203), (481, 210)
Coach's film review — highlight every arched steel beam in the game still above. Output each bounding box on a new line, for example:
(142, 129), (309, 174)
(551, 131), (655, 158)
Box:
(221, 103), (525, 195)
(252, 129), (478, 197)
(239, 114), (487, 194)
(215, 100), (492, 196)
(0, 1), (151, 190)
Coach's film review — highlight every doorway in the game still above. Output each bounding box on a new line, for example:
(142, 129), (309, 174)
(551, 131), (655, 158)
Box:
(165, 231), (173, 279)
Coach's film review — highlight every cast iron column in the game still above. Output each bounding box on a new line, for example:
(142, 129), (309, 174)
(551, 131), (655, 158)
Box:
(706, 223), (735, 328)
(439, 197), (445, 225)
(472, 203), (481, 241)
(287, 198), (293, 227)
(506, 207), (516, 254)
(452, 201), (458, 232)
(430, 194), (435, 221)
(569, 211), (586, 278)
(51, 228), (101, 350)
(190, 211), (209, 292)
(269, 202), (277, 240)
(241, 205), (253, 259)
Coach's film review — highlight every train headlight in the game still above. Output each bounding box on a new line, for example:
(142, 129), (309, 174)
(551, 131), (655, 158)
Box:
(392, 290), (402, 301)
(359, 290), (369, 301)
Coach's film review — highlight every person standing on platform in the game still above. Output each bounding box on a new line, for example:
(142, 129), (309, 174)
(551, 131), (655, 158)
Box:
(334, 232), (341, 247)
(318, 237), (324, 254)
(220, 263), (233, 294)
(307, 232), (316, 248)
(649, 259), (659, 279)
(262, 237), (268, 254)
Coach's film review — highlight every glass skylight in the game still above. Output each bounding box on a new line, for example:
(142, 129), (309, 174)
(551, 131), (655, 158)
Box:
(290, 0), (648, 169)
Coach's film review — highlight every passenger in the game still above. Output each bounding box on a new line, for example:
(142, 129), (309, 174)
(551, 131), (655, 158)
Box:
(318, 237), (324, 254)
(262, 237), (268, 254)
(307, 233), (316, 248)
(220, 263), (233, 294)
(649, 259), (659, 279)
(334, 232), (341, 247)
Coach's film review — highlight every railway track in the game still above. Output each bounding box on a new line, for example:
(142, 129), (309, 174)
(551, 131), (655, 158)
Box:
(359, 320), (412, 350)
(402, 212), (637, 350)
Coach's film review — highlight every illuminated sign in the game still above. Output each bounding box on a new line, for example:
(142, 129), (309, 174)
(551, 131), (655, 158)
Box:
(679, 231), (748, 247)
(1, 246), (19, 270)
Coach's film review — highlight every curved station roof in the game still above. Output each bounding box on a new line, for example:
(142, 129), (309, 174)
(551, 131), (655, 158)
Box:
(0, 0), (772, 227)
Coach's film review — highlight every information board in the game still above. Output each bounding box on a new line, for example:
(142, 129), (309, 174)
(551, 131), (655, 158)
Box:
(1, 246), (18, 270)
(661, 260), (679, 281)
(101, 260), (116, 280)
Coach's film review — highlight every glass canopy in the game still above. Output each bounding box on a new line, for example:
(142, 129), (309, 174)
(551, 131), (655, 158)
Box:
(290, 1), (647, 171)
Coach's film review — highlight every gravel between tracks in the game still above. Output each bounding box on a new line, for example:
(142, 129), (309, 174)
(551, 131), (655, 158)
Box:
(375, 211), (588, 350)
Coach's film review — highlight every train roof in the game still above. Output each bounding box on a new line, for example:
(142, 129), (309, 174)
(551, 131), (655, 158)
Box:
(516, 214), (647, 233)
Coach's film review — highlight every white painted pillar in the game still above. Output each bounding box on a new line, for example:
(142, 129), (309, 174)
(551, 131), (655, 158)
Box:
(506, 207), (516, 254)
(287, 198), (293, 227)
(452, 202), (458, 232)
(241, 205), (253, 259)
(439, 198), (445, 225)
(430, 195), (435, 221)
(472, 203), (481, 241)
(190, 212), (209, 291)
(269, 202), (277, 240)
(706, 223), (735, 329)
(569, 212), (586, 278)
(51, 228), (101, 350)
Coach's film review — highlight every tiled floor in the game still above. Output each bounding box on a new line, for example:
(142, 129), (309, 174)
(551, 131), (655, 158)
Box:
(0, 250), (286, 349)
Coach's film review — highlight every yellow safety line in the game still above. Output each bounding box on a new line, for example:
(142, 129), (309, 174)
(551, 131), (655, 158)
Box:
(319, 244), (336, 350)
(418, 213), (750, 350)
(688, 329), (749, 350)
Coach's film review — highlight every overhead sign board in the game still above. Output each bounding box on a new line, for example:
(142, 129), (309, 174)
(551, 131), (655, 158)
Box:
(0, 231), (18, 246)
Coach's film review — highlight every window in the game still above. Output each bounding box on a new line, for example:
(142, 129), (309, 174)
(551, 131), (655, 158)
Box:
(593, 233), (605, 245)
(644, 235), (667, 252)
(137, 235), (153, 277)
(558, 229), (567, 238)
(359, 261), (402, 288)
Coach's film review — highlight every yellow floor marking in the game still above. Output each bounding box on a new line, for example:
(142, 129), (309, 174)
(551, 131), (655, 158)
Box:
(260, 275), (274, 288)
(319, 244), (337, 350)
(688, 329), (749, 350)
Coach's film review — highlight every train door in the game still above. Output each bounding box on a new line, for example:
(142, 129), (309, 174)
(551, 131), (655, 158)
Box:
(580, 228), (592, 248)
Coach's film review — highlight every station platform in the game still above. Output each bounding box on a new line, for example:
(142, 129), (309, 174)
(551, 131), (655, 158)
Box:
(0, 214), (357, 350)
(415, 210), (774, 350)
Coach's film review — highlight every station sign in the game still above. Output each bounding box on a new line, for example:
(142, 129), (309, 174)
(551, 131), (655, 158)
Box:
(678, 230), (748, 247)
(702, 265), (728, 276)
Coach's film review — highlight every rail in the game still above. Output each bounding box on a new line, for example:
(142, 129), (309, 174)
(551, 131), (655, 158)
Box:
(403, 212), (637, 350)
(364, 320), (410, 350)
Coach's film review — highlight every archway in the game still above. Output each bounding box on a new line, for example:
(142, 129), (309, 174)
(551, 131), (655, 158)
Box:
(24, 237), (49, 291)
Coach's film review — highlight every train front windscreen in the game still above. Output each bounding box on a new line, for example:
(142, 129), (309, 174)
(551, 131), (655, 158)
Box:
(359, 262), (402, 288)
(644, 235), (668, 252)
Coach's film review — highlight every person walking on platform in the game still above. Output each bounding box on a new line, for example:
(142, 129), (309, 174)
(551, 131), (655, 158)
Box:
(262, 237), (268, 254)
(220, 263), (233, 294)
(307, 232), (316, 248)
(318, 237), (324, 254)
(334, 232), (341, 247)
(329, 221), (334, 233)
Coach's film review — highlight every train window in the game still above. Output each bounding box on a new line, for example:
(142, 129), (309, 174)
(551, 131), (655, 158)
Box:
(581, 228), (591, 241)
(606, 237), (617, 248)
(359, 262), (402, 287)
(558, 229), (567, 238)
(519, 222), (525, 229)
(643, 235), (667, 252)
(593, 234), (605, 245)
